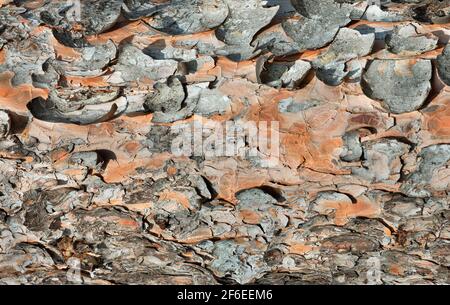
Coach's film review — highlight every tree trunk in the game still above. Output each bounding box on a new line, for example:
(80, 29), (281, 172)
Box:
(0, 0), (449, 284)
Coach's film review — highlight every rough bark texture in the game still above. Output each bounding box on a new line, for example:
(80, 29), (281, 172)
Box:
(0, 0), (449, 285)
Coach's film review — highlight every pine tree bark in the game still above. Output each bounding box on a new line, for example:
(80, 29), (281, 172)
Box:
(0, 0), (449, 284)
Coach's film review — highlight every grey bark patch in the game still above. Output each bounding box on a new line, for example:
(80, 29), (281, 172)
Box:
(237, 188), (278, 207)
(282, 17), (343, 52)
(383, 195), (424, 226)
(409, 0), (450, 25)
(352, 138), (410, 183)
(340, 131), (362, 162)
(258, 58), (311, 89)
(284, 1), (357, 51)
(437, 44), (450, 86)
(0, 7), (30, 50)
(32, 59), (60, 89)
(401, 144), (450, 198)
(24, 201), (50, 232)
(312, 28), (374, 86)
(353, 24), (392, 41)
(143, 40), (197, 62)
(385, 23), (438, 56)
(0, 29), (54, 86)
(148, 0), (229, 35)
(214, 44), (261, 62)
(346, 59), (365, 81)
(46, 87), (121, 113)
(194, 89), (231, 116)
(253, 28), (300, 56)
(362, 59), (432, 114)
(144, 77), (186, 114)
(112, 44), (178, 83)
(53, 40), (117, 77)
(79, 0), (123, 35)
(216, 0), (278, 46)
(69, 152), (100, 169)
(283, 0), (365, 51)
(145, 125), (173, 153)
(314, 61), (348, 86)
(362, 4), (407, 22)
(209, 240), (268, 284)
(27, 98), (122, 125)
(27, 87), (125, 125)
(17, 0), (121, 35)
(316, 28), (374, 81)
(278, 60), (311, 88)
(144, 77), (199, 123)
(266, 0), (296, 19)
(52, 29), (91, 49)
(214, 0), (278, 61)
(13, 1), (67, 27)
(0, 110), (11, 139)
(290, 0), (353, 21)
(278, 98), (322, 113)
(122, 0), (171, 20)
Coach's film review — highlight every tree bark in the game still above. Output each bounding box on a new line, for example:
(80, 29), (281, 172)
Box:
(0, 0), (449, 284)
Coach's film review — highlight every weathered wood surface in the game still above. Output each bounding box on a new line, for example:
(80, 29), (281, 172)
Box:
(0, 0), (449, 284)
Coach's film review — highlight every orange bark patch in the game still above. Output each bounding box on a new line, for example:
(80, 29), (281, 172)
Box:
(389, 265), (404, 276)
(66, 75), (110, 87)
(122, 141), (141, 155)
(103, 153), (171, 183)
(0, 72), (48, 113)
(239, 209), (261, 225)
(52, 37), (82, 60)
(0, 49), (6, 64)
(167, 166), (177, 176)
(289, 243), (314, 255)
(423, 91), (450, 138)
(117, 218), (140, 229)
(158, 190), (190, 209)
(179, 227), (213, 244)
(322, 197), (381, 226)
